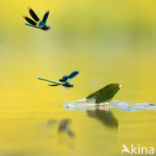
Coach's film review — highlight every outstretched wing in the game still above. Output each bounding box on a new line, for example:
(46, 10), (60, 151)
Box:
(42, 11), (49, 23)
(23, 16), (37, 26)
(68, 71), (79, 79)
(59, 76), (69, 82)
(28, 8), (40, 22)
(59, 71), (79, 82)
(38, 77), (62, 85)
(48, 84), (59, 86)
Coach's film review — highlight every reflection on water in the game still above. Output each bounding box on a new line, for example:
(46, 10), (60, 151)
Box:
(39, 119), (75, 149)
(47, 119), (57, 128)
(58, 119), (75, 138)
(40, 119), (75, 138)
(87, 107), (118, 128)
(46, 119), (75, 136)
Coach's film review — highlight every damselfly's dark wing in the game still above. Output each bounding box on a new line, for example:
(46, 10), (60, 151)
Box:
(24, 16), (37, 26)
(68, 71), (79, 79)
(28, 8), (40, 22)
(59, 76), (69, 82)
(48, 84), (59, 86)
(42, 11), (49, 23)
(59, 71), (79, 82)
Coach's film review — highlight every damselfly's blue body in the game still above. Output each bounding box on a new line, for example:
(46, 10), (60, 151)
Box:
(23, 8), (50, 31)
(38, 71), (79, 88)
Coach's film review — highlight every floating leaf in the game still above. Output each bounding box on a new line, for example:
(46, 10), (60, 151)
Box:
(86, 83), (121, 104)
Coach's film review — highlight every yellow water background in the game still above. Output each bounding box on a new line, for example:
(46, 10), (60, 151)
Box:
(0, 0), (156, 156)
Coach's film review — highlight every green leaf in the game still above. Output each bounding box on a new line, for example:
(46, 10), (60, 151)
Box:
(86, 83), (121, 104)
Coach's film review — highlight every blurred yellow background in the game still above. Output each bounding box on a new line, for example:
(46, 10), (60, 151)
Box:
(0, 0), (156, 102)
(0, 0), (156, 156)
